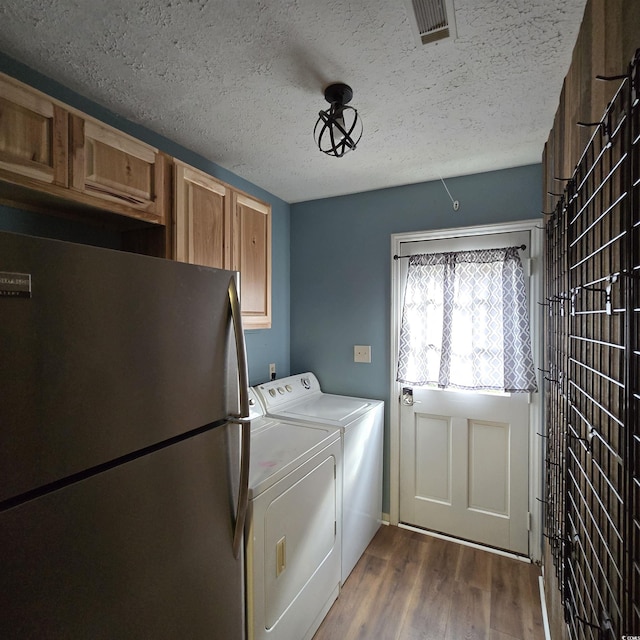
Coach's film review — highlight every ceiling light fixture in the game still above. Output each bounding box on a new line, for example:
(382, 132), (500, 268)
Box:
(313, 83), (362, 158)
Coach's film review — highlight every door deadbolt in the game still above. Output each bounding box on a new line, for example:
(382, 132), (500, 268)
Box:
(402, 387), (414, 406)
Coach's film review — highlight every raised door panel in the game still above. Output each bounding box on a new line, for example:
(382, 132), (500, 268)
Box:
(467, 419), (509, 516)
(174, 161), (231, 270)
(232, 192), (272, 329)
(414, 414), (452, 505)
(70, 115), (166, 223)
(0, 73), (68, 186)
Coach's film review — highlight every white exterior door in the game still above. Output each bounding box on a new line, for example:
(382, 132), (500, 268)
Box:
(396, 229), (533, 555)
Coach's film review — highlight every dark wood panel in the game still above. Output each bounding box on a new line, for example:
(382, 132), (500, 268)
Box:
(541, 3), (639, 633)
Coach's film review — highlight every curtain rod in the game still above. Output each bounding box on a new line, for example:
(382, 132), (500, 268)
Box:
(393, 244), (527, 260)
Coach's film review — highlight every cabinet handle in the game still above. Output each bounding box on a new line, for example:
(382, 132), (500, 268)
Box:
(276, 536), (286, 576)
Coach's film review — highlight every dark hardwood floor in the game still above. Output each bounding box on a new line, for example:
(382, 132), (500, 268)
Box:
(313, 525), (545, 640)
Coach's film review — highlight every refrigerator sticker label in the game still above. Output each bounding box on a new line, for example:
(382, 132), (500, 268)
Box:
(0, 272), (31, 298)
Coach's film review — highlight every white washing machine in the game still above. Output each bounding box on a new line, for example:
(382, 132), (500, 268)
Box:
(245, 388), (342, 640)
(255, 373), (384, 584)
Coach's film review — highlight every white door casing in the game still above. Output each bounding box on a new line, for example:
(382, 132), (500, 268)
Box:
(389, 221), (543, 561)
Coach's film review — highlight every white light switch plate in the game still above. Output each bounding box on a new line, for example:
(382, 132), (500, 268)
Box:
(354, 345), (371, 363)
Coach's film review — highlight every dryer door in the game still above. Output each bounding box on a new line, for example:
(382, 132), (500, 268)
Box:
(248, 440), (341, 640)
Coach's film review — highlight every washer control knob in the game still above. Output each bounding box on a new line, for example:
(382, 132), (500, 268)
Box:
(277, 387), (285, 394)
(269, 388), (276, 397)
(285, 385), (293, 392)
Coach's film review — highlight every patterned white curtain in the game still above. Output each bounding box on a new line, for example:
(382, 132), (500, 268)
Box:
(397, 246), (537, 392)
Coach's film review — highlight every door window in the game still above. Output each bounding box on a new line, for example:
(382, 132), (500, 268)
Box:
(397, 246), (537, 393)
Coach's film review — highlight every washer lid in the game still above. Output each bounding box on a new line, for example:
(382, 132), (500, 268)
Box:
(248, 420), (339, 498)
(255, 372), (382, 427)
(270, 394), (382, 428)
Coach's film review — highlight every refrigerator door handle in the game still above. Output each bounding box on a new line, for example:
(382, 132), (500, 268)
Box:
(227, 276), (250, 420)
(232, 420), (251, 558)
(226, 276), (251, 559)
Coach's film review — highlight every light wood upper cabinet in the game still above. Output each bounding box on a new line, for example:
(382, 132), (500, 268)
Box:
(0, 72), (272, 304)
(70, 115), (167, 224)
(0, 72), (167, 228)
(231, 191), (272, 330)
(173, 160), (232, 269)
(174, 160), (272, 329)
(0, 74), (68, 187)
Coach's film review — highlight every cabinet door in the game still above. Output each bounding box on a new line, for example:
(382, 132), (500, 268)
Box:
(0, 74), (68, 186)
(70, 115), (166, 223)
(232, 192), (272, 329)
(173, 161), (231, 270)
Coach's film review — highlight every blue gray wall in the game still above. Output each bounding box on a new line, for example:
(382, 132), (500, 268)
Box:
(0, 53), (290, 387)
(289, 164), (543, 511)
(1, 52), (545, 513)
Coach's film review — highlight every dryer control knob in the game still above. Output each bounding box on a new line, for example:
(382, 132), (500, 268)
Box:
(269, 389), (276, 397)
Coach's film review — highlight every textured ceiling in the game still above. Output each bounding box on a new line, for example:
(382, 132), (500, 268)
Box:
(0, 0), (587, 203)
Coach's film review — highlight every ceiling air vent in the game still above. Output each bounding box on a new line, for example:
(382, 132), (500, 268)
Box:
(405, 0), (457, 45)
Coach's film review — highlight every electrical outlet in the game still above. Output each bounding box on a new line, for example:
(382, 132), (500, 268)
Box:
(354, 345), (371, 363)
(269, 363), (276, 380)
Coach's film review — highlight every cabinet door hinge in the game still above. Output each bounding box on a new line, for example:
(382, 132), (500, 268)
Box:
(527, 511), (532, 531)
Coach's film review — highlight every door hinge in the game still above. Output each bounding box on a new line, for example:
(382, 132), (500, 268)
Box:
(527, 511), (532, 531)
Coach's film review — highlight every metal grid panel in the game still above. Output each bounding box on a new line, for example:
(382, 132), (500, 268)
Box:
(544, 192), (570, 591)
(566, 74), (628, 640)
(545, 49), (640, 639)
(630, 50), (640, 635)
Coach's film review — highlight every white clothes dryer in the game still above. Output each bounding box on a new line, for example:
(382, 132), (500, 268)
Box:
(254, 373), (384, 584)
(245, 389), (342, 640)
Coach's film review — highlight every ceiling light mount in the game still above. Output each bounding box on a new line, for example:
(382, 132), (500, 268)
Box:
(314, 82), (362, 158)
(323, 82), (353, 105)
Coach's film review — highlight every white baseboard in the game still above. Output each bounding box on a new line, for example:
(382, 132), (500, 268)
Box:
(538, 575), (552, 640)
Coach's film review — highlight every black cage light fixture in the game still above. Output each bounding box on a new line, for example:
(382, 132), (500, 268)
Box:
(313, 83), (363, 158)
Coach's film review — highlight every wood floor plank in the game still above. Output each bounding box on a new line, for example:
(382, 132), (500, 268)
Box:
(396, 571), (454, 640)
(489, 556), (545, 640)
(355, 528), (428, 639)
(312, 551), (386, 640)
(364, 523), (400, 560)
(525, 563), (545, 638)
(456, 545), (493, 592)
(489, 555), (525, 638)
(444, 583), (491, 640)
(313, 526), (545, 640)
(419, 534), (462, 579)
(489, 630), (521, 640)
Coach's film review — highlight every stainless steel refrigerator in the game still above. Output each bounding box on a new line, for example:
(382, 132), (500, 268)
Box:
(0, 231), (251, 639)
